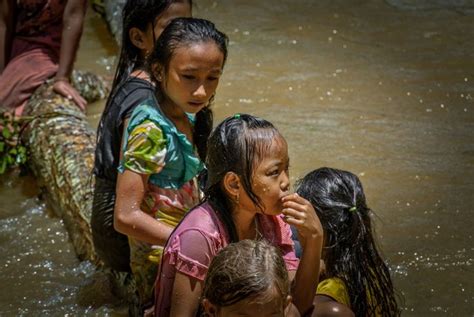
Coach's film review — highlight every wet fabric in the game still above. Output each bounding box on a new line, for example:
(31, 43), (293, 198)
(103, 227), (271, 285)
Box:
(154, 202), (299, 317)
(91, 177), (131, 272)
(317, 277), (351, 306)
(94, 77), (156, 182)
(317, 277), (381, 316)
(118, 101), (202, 189)
(0, 0), (65, 113)
(119, 101), (203, 305)
(91, 77), (155, 273)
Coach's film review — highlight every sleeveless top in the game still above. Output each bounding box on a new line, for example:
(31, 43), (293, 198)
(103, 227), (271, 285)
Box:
(94, 77), (155, 183)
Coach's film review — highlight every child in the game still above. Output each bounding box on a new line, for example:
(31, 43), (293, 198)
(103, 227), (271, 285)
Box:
(0, 0), (87, 115)
(296, 167), (400, 317)
(92, 0), (192, 273)
(114, 17), (228, 309)
(202, 239), (293, 317)
(154, 114), (324, 317)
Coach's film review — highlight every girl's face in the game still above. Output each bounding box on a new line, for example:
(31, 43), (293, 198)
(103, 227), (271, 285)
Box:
(160, 41), (224, 114)
(142, 1), (192, 54)
(239, 136), (290, 215)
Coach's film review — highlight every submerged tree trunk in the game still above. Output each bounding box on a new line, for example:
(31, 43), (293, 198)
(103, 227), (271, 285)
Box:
(21, 71), (108, 263)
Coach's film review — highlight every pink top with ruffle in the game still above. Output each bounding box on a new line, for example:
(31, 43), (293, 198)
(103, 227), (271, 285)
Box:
(154, 202), (299, 316)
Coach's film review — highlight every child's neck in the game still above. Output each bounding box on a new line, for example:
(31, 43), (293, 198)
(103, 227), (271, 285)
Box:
(233, 208), (258, 241)
(161, 99), (187, 120)
(161, 99), (193, 143)
(130, 69), (151, 82)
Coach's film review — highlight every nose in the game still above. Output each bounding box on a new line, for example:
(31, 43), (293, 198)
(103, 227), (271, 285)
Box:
(193, 84), (207, 99)
(281, 171), (290, 193)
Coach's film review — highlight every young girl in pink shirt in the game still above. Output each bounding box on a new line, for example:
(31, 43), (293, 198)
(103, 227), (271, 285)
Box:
(154, 114), (324, 317)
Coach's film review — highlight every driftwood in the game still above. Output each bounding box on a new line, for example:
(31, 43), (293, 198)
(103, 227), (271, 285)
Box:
(21, 71), (108, 263)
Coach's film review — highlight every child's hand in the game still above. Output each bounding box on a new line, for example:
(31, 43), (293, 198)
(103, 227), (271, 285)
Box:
(282, 193), (323, 246)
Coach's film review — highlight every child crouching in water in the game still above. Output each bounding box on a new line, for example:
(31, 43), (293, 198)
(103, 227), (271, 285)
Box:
(154, 114), (323, 317)
(296, 167), (400, 317)
(202, 239), (294, 317)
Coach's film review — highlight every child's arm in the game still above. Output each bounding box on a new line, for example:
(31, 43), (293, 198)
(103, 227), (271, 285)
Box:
(53, 0), (87, 109)
(114, 118), (173, 245)
(282, 193), (324, 316)
(0, 0), (15, 73)
(114, 169), (173, 245)
(169, 272), (203, 317)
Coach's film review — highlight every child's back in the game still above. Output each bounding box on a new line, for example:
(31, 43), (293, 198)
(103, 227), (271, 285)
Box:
(297, 167), (400, 317)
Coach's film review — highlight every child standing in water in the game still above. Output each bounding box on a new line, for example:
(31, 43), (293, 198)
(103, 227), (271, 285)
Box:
(115, 18), (227, 310)
(154, 114), (324, 317)
(202, 239), (293, 317)
(296, 167), (400, 317)
(92, 0), (192, 273)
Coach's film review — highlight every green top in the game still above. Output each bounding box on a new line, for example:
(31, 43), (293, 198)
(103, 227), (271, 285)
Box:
(118, 99), (204, 189)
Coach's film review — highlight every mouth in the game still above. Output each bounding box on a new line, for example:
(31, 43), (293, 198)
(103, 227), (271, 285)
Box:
(188, 101), (206, 107)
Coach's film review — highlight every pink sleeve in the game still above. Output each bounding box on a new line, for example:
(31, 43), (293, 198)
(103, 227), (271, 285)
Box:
(165, 228), (217, 281)
(276, 216), (300, 271)
(281, 240), (299, 271)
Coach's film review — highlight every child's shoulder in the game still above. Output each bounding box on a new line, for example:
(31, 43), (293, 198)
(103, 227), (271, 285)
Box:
(128, 99), (166, 128)
(179, 203), (219, 230)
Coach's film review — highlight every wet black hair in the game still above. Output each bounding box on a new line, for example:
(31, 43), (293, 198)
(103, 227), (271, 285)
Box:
(204, 114), (283, 242)
(148, 17), (228, 162)
(296, 167), (400, 316)
(101, 0), (192, 117)
(203, 239), (290, 309)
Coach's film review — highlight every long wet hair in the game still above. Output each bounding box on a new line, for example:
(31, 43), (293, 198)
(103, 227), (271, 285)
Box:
(204, 114), (283, 242)
(202, 239), (290, 310)
(101, 0), (192, 117)
(148, 17), (228, 161)
(296, 167), (400, 316)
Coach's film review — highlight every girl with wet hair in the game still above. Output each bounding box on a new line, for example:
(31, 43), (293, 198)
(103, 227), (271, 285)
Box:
(296, 167), (400, 317)
(92, 0), (192, 273)
(114, 17), (227, 310)
(202, 239), (292, 317)
(154, 114), (323, 317)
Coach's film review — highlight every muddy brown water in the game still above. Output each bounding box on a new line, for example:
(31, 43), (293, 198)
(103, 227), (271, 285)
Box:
(0, 0), (472, 315)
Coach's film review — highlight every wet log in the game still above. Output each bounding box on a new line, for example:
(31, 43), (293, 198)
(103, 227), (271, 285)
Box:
(21, 71), (108, 263)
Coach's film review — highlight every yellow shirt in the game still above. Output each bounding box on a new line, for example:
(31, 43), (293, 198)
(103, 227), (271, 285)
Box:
(316, 277), (351, 306)
(316, 277), (382, 317)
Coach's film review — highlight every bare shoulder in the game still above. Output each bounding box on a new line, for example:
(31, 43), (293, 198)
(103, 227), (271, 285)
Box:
(312, 295), (355, 317)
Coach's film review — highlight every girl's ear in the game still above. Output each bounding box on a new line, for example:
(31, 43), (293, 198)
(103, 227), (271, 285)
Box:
(202, 299), (219, 317)
(151, 63), (164, 82)
(129, 27), (147, 50)
(223, 172), (241, 200)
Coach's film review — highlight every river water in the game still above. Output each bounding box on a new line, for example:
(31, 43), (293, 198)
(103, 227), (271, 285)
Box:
(0, 0), (472, 315)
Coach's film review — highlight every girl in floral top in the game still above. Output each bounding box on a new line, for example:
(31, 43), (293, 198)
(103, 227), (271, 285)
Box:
(114, 17), (228, 310)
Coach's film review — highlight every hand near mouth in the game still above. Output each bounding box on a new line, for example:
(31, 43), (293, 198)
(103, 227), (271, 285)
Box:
(281, 193), (323, 246)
